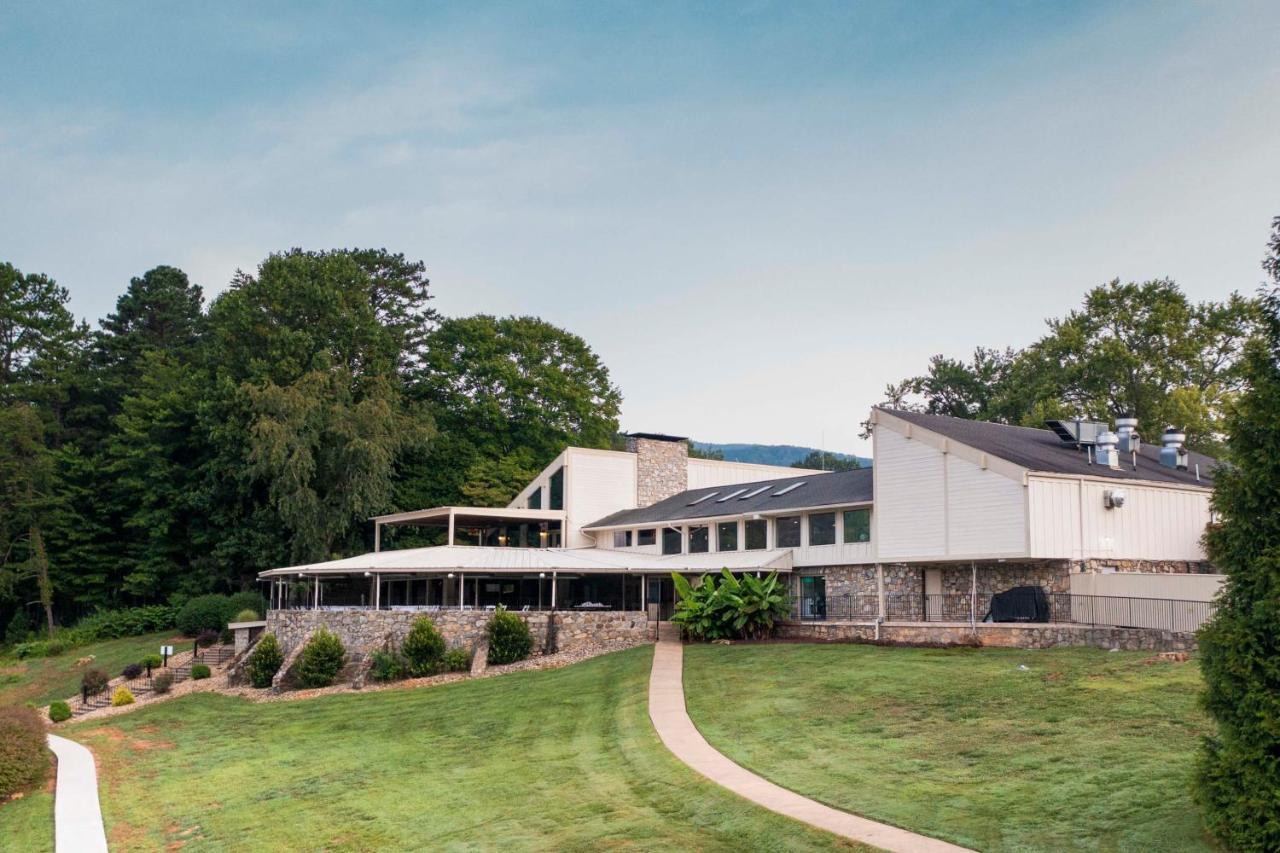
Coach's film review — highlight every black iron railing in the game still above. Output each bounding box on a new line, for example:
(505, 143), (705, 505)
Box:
(791, 590), (1217, 634)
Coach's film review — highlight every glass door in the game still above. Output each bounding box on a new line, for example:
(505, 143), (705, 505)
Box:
(799, 576), (826, 620)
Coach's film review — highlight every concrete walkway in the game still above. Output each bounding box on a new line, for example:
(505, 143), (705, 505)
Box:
(47, 734), (109, 853)
(648, 630), (973, 853)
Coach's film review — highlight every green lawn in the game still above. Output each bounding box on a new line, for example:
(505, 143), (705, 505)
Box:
(23, 646), (858, 851)
(684, 643), (1216, 853)
(0, 788), (54, 853)
(0, 631), (187, 708)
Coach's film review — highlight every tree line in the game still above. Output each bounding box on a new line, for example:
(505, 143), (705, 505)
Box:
(0, 249), (621, 632)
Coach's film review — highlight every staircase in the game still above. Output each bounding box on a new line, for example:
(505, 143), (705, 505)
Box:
(69, 643), (236, 717)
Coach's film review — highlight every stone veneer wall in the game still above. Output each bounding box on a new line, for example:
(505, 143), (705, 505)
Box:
(800, 565), (879, 599)
(627, 436), (688, 507)
(266, 609), (651, 657)
(1081, 558), (1216, 574)
(778, 621), (1197, 652)
(938, 561), (1072, 595)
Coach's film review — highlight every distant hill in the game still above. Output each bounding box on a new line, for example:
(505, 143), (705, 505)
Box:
(692, 442), (871, 470)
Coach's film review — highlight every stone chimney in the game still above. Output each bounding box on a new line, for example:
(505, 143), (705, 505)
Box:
(626, 433), (689, 507)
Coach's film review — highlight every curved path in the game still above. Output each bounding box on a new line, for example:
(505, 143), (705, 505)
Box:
(47, 734), (109, 853)
(648, 630), (973, 853)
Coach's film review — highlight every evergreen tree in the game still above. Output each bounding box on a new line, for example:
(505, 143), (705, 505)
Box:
(1195, 216), (1280, 849)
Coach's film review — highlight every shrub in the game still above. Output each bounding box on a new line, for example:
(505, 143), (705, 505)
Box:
(368, 649), (406, 682)
(0, 706), (48, 798)
(671, 569), (791, 642)
(152, 672), (174, 695)
(48, 701), (71, 723)
(232, 608), (260, 624)
(486, 606), (533, 665)
(176, 594), (233, 637)
(443, 648), (471, 673)
(195, 628), (219, 648)
(5, 609), (30, 645)
(295, 629), (346, 688)
(142, 653), (163, 670)
(81, 668), (109, 695)
(64, 605), (177, 644)
(43, 639), (65, 656)
(246, 633), (283, 689)
(190, 663), (211, 680)
(121, 663), (143, 680)
(110, 686), (135, 706)
(402, 617), (446, 676)
(226, 591), (266, 620)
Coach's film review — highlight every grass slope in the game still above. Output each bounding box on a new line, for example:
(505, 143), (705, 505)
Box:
(0, 788), (54, 853)
(0, 631), (186, 708)
(57, 647), (857, 851)
(684, 643), (1215, 853)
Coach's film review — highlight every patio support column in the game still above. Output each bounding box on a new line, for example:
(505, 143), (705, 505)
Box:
(970, 562), (977, 630)
(875, 564), (885, 620)
(448, 510), (456, 547)
(312, 577), (319, 609)
(374, 522), (381, 553)
(458, 572), (464, 610)
(374, 574), (381, 610)
(551, 572), (557, 611)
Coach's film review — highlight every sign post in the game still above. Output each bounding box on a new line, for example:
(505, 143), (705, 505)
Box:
(160, 645), (174, 667)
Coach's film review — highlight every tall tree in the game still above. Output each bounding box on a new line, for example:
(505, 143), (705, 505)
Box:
(0, 405), (58, 635)
(0, 262), (87, 416)
(1195, 218), (1280, 849)
(791, 450), (861, 471)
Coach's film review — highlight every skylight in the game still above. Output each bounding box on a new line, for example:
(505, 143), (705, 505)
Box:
(687, 492), (719, 505)
(716, 488), (749, 502)
(738, 486), (770, 500)
(771, 482), (806, 496)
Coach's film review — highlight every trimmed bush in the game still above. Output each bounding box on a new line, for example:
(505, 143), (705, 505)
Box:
(64, 605), (176, 644)
(443, 648), (471, 673)
(295, 629), (346, 688)
(81, 668), (109, 695)
(121, 663), (143, 680)
(232, 608), (260, 624)
(401, 617), (446, 676)
(152, 672), (174, 694)
(44, 639), (65, 656)
(196, 628), (219, 648)
(142, 653), (163, 669)
(190, 663), (211, 680)
(246, 633), (283, 689)
(111, 686), (135, 706)
(48, 701), (72, 723)
(226, 591), (266, 620)
(0, 706), (48, 797)
(176, 594), (233, 637)
(368, 650), (406, 682)
(486, 606), (533, 665)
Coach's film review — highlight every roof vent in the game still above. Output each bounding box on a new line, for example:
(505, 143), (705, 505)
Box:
(1045, 419), (1111, 446)
(1160, 427), (1189, 471)
(1095, 429), (1121, 469)
(1115, 416), (1141, 454)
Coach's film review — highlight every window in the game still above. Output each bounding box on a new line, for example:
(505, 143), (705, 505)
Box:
(689, 526), (709, 553)
(549, 467), (564, 510)
(738, 485), (770, 500)
(527, 487), (541, 510)
(612, 530), (633, 548)
(772, 482), (806, 496)
(718, 521), (738, 551)
(662, 527), (683, 555)
(637, 528), (656, 546)
(809, 512), (836, 546)
(843, 508), (871, 543)
(687, 491), (719, 505)
(745, 519), (767, 550)
(716, 488), (749, 502)
(775, 516), (801, 548)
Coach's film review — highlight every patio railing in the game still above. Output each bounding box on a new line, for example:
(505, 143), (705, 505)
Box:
(792, 591), (1217, 635)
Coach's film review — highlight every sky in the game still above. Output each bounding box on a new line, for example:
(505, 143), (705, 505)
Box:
(3, 2), (1278, 455)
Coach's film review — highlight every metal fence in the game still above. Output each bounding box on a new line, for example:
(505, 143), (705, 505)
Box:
(792, 591), (1217, 635)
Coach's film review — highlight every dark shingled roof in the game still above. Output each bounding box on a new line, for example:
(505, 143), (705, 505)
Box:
(584, 468), (873, 529)
(880, 409), (1216, 487)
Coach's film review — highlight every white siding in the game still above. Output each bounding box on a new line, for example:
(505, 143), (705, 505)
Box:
(687, 458), (823, 490)
(564, 449), (637, 548)
(875, 427), (947, 559)
(947, 453), (1026, 556)
(1070, 571), (1223, 602)
(1028, 476), (1210, 561)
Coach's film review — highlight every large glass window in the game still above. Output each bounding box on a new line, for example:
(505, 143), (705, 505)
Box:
(662, 527), (683, 555)
(612, 530), (632, 548)
(745, 518), (767, 550)
(843, 508), (871, 543)
(638, 528), (656, 546)
(718, 521), (738, 551)
(689, 526), (709, 553)
(549, 467), (564, 510)
(775, 516), (801, 548)
(527, 487), (541, 510)
(809, 512), (836, 547)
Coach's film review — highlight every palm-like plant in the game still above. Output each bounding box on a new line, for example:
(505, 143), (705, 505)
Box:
(670, 569), (791, 641)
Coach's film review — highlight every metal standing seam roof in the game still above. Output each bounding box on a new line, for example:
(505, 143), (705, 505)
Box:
(258, 545), (794, 576)
(583, 468), (874, 530)
(879, 408), (1217, 487)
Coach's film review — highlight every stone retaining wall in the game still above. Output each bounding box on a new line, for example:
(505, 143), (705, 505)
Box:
(266, 609), (651, 657)
(778, 620), (1196, 651)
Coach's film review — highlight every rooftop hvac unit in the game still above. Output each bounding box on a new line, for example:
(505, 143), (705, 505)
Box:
(1045, 419), (1111, 446)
